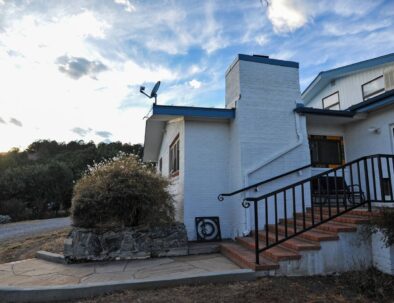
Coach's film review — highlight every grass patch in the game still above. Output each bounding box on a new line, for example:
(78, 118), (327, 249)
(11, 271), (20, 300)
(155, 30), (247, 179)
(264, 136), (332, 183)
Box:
(0, 228), (70, 263)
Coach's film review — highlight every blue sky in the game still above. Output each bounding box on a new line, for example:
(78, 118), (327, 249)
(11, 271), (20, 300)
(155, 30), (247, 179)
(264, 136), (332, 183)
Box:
(1, 0), (394, 151)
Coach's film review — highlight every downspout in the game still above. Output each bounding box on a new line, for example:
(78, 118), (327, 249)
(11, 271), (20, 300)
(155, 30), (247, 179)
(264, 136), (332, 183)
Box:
(241, 101), (305, 235)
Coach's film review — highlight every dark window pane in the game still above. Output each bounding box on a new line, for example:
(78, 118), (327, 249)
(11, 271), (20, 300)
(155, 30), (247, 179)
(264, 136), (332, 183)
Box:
(382, 178), (392, 197)
(309, 135), (344, 167)
(319, 140), (341, 164)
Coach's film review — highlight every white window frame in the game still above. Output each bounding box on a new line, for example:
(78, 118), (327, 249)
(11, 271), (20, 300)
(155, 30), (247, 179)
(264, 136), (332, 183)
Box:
(322, 91), (340, 110)
(169, 134), (179, 176)
(362, 75), (385, 100)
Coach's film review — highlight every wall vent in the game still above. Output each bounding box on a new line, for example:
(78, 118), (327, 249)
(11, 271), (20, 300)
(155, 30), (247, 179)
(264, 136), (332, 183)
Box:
(384, 68), (394, 91)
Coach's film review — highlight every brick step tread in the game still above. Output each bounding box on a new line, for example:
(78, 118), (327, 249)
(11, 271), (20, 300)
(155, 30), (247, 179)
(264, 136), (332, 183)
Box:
(288, 218), (357, 233)
(302, 211), (370, 224)
(349, 209), (382, 217)
(235, 237), (301, 262)
(251, 231), (321, 251)
(273, 224), (339, 242)
(220, 242), (279, 271)
(307, 207), (380, 218)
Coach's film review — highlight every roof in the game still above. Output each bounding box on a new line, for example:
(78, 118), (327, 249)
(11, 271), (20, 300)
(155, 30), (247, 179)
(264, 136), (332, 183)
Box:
(294, 107), (356, 117)
(226, 54), (299, 76)
(347, 89), (394, 112)
(151, 104), (235, 119)
(302, 53), (394, 104)
(143, 104), (235, 162)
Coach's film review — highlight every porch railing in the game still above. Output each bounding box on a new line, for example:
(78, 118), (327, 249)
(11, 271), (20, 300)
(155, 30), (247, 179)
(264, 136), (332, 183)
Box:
(241, 154), (394, 264)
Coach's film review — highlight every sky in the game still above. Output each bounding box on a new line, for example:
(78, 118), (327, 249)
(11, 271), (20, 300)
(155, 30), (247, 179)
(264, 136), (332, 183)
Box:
(1, 0), (394, 152)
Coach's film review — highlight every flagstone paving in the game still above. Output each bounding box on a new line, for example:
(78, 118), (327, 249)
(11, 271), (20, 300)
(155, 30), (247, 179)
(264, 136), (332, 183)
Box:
(0, 254), (240, 287)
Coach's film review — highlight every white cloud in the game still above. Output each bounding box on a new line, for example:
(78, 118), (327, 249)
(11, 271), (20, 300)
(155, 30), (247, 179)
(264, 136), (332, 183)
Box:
(264, 0), (385, 34)
(0, 6), (180, 151)
(9, 118), (22, 127)
(323, 20), (391, 36)
(189, 79), (202, 89)
(330, 0), (383, 17)
(255, 34), (269, 46)
(267, 0), (309, 33)
(114, 0), (136, 12)
(271, 49), (295, 60)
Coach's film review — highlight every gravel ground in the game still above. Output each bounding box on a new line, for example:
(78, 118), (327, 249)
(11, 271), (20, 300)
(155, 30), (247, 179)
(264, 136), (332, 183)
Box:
(0, 217), (71, 242)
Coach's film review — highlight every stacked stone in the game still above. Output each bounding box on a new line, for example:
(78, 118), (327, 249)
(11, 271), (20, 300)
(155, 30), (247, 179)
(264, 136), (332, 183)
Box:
(64, 223), (188, 262)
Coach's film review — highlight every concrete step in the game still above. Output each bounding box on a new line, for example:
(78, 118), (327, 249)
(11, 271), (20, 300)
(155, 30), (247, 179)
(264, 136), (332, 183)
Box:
(235, 237), (301, 262)
(273, 224), (339, 242)
(220, 242), (279, 271)
(251, 230), (321, 252)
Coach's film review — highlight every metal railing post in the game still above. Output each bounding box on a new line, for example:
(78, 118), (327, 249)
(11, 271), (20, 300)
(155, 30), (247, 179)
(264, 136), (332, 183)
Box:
(364, 158), (372, 212)
(254, 201), (260, 265)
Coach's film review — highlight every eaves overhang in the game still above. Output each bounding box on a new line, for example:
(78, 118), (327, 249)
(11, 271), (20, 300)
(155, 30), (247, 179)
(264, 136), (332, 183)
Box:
(143, 104), (235, 162)
(294, 106), (356, 117)
(347, 89), (394, 113)
(151, 104), (235, 120)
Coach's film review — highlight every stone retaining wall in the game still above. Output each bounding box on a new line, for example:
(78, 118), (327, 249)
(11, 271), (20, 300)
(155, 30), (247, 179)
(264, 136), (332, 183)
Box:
(64, 223), (188, 262)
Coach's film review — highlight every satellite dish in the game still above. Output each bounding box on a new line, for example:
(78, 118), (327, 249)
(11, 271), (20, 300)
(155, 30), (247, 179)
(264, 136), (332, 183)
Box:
(139, 81), (161, 104)
(150, 81), (160, 98)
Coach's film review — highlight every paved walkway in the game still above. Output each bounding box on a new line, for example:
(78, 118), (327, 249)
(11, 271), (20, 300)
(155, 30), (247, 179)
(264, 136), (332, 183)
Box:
(0, 254), (240, 287)
(0, 217), (71, 242)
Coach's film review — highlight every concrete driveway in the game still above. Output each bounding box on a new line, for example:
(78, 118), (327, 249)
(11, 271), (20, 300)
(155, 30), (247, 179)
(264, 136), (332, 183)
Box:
(0, 217), (71, 242)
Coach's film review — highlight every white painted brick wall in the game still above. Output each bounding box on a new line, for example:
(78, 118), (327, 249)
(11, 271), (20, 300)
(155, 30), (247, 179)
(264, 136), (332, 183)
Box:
(183, 120), (233, 240)
(345, 107), (394, 160)
(372, 231), (394, 275)
(226, 58), (311, 234)
(157, 119), (185, 222)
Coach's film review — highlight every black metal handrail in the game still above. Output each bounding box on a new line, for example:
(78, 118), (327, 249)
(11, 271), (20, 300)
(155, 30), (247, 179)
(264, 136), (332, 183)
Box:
(240, 154), (394, 265)
(218, 163), (312, 201)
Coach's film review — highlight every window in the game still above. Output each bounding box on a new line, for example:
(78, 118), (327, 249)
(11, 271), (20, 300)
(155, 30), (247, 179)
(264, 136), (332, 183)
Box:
(169, 135), (179, 176)
(309, 135), (345, 168)
(322, 92), (340, 110)
(362, 75), (385, 100)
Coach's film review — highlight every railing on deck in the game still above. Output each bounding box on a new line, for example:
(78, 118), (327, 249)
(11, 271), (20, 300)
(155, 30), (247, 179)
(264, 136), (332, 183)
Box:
(231, 154), (394, 265)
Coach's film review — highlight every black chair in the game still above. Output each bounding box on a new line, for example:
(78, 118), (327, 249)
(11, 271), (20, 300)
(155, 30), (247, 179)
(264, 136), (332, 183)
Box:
(311, 176), (365, 206)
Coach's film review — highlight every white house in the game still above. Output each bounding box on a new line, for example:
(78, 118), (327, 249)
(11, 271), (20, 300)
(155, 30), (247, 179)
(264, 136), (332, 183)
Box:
(143, 53), (394, 274)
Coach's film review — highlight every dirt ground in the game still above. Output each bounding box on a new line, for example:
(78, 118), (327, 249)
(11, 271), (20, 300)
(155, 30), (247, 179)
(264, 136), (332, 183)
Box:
(71, 269), (394, 303)
(0, 227), (70, 263)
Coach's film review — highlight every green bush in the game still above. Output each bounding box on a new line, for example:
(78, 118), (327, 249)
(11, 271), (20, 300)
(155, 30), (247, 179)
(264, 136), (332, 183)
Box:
(71, 154), (174, 228)
(0, 161), (74, 220)
(0, 199), (32, 221)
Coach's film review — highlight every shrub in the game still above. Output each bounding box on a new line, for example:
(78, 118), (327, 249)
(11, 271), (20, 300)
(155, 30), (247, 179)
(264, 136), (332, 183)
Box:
(367, 208), (394, 247)
(0, 161), (74, 220)
(71, 154), (175, 228)
(0, 199), (32, 221)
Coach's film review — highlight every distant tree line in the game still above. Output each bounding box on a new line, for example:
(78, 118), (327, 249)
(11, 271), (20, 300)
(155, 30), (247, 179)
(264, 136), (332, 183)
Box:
(0, 140), (143, 221)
